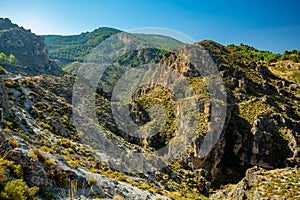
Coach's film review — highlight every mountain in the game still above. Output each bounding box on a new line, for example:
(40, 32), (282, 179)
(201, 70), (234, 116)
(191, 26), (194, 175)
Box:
(43, 27), (121, 64)
(0, 18), (62, 76)
(43, 28), (185, 66)
(0, 19), (299, 199)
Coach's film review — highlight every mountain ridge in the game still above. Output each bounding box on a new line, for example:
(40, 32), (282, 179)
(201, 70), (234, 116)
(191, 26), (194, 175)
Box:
(42, 28), (185, 65)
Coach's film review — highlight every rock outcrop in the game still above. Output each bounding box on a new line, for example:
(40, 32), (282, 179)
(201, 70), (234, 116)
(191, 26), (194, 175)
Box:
(210, 166), (300, 200)
(0, 18), (62, 76)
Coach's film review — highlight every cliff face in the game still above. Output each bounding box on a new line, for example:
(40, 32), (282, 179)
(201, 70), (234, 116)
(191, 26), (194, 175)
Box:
(196, 41), (300, 187)
(0, 18), (62, 76)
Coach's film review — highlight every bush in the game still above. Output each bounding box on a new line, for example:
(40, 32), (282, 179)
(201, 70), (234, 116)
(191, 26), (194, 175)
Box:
(3, 117), (20, 132)
(68, 159), (80, 168)
(0, 179), (39, 200)
(87, 176), (97, 185)
(4, 79), (19, 89)
(13, 164), (23, 179)
(0, 52), (16, 66)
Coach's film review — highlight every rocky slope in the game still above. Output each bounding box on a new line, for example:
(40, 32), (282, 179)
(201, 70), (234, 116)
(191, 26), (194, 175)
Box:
(0, 74), (171, 199)
(210, 166), (300, 199)
(0, 20), (299, 200)
(0, 18), (62, 76)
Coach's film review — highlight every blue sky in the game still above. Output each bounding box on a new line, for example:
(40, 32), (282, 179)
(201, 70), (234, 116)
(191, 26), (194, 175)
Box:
(0, 0), (299, 53)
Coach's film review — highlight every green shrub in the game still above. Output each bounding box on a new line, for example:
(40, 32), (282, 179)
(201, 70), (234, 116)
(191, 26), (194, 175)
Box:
(3, 117), (20, 132)
(68, 159), (80, 168)
(66, 147), (75, 154)
(0, 158), (24, 180)
(13, 164), (23, 178)
(137, 183), (152, 190)
(28, 151), (38, 161)
(0, 179), (31, 200)
(0, 52), (16, 66)
(39, 146), (55, 154)
(87, 176), (97, 185)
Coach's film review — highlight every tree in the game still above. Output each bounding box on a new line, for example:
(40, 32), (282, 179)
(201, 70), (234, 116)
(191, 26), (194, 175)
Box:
(0, 53), (7, 64)
(8, 54), (16, 65)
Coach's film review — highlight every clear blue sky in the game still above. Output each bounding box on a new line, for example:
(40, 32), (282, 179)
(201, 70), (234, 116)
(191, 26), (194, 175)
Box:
(0, 0), (299, 53)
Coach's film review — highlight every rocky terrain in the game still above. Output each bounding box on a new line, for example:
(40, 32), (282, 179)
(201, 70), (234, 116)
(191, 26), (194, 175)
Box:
(211, 166), (300, 199)
(0, 18), (62, 76)
(0, 19), (299, 200)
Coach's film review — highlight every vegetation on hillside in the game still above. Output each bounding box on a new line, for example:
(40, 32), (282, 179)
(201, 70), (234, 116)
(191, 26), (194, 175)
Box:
(227, 43), (300, 64)
(43, 28), (121, 62)
(0, 52), (20, 74)
(43, 29), (184, 64)
(0, 52), (17, 66)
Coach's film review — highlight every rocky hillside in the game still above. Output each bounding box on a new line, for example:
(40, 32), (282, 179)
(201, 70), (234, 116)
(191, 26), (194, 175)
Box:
(211, 166), (300, 199)
(0, 21), (299, 199)
(0, 74), (172, 199)
(0, 18), (62, 76)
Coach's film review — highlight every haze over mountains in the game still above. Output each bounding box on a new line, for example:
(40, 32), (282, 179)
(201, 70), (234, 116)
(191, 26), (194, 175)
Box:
(0, 18), (299, 200)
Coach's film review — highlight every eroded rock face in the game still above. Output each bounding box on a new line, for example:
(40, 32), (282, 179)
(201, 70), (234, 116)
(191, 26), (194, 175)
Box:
(213, 106), (299, 188)
(249, 113), (288, 168)
(244, 112), (299, 169)
(221, 112), (296, 184)
(256, 65), (272, 77)
(5, 146), (54, 188)
(191, 136), (226, 183)
(0, 18), (62, 76)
